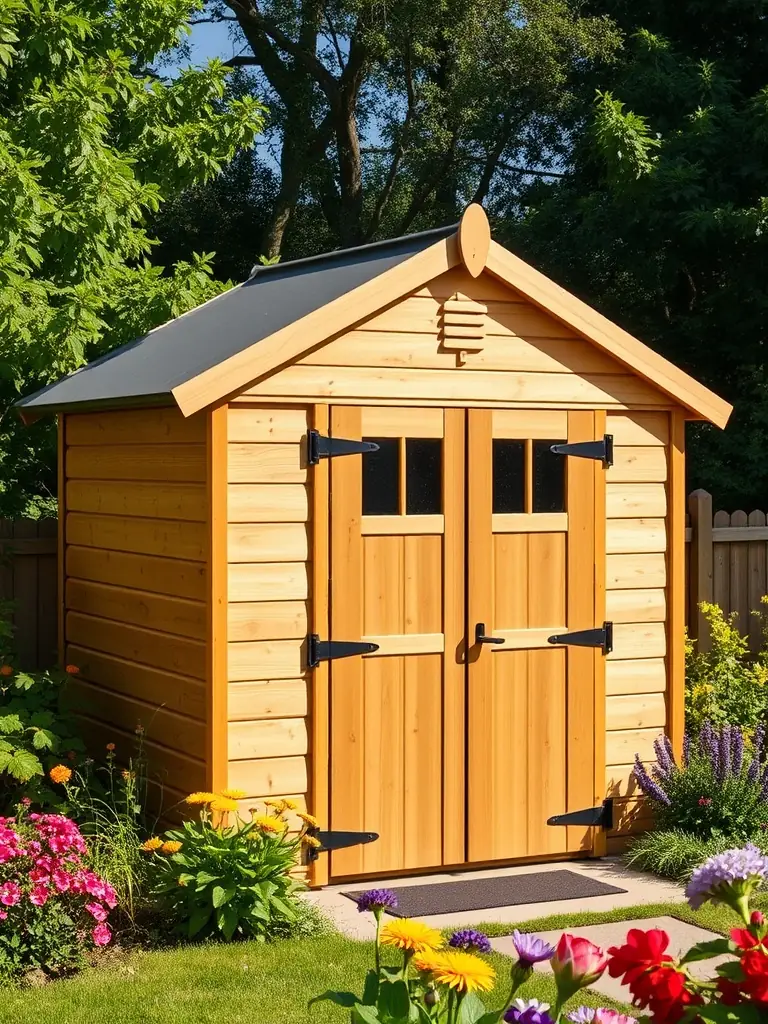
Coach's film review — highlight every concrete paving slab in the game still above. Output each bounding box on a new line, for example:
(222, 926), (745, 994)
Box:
(491, 916), (725, 1004)
(304, 859), (685, 941)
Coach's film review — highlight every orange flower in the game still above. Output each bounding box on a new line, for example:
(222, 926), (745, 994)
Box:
(49, 765), (72, 785)
(121, 770), (134, 781)
(160, 841), (182, 855)
(65, 664), (79, 675)
(0, 665), (13, 677)
(106, 742), (116, 752)
(141, 837), (163, 852)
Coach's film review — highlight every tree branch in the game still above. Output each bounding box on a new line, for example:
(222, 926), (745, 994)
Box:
(190, 15), (237, 23)
(323, 8), (346, 73)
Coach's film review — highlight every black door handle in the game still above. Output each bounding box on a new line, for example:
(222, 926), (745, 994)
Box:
(475, 623), (504, 645)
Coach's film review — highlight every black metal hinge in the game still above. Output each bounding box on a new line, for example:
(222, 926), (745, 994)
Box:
(547, 799), (614, 830)
(307, 429), (380, 465)
(550, 434), (614, 467)
(548, 621), (613, 655)
(307, 634), (380, 669)
(306, 829), (379, 861)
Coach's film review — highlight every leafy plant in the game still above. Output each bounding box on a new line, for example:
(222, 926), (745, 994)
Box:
(143, 793), (315, 941)
(625, 828), (739, 882)
(686, 602), (768, 736)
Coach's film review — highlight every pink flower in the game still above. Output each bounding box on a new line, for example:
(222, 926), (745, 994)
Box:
(29, 883), (49, 906)
(0, 881), (22, 907)
(86, 902), (108, 922)
(92, 923), (112, 946)
(52, 869), (71, 892)
(0, 911), (7, 920)
(552, 934), (608, 1001)
(595, 1010), (637, 1024)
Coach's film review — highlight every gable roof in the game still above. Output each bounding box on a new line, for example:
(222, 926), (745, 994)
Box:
(16, 206), (731, 428)
(16, 222), (457, 419)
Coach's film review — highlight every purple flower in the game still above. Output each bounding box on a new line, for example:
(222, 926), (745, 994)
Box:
(653, 735), (675, 777)
(511, 928), (555, 966)
(682, 730), (691, 768)
(504, 999), (555, 1024)
(567, 1010), (595, 1024)
(685, 844), (768, 910)
(632, 754), (671, 806)
(355, 888), (398, 913)
(732, 726), (745, 775)
(719, 725), (732, 782)
(448, 928), (492, 953)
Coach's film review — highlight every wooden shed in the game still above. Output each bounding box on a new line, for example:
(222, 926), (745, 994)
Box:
(18, 206), (731, 885)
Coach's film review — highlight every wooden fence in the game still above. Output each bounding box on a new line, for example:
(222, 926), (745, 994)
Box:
(0, 492), (766, 669)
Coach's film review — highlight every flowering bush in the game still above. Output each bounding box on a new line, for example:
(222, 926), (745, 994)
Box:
(314, 845), (768, 1024)
(143, 791), (317, 941)
(0, 806), (116, 981)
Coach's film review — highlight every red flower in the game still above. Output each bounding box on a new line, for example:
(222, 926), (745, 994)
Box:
(717, 977), (743, 1006)
(607, 928), (674, 985)
(731, 926), (768, 952)
(633, 966), (701, 1024)
(740, 948), (768, 1003)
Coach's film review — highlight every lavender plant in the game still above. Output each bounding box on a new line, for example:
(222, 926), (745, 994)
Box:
(633, 723), (768, 842)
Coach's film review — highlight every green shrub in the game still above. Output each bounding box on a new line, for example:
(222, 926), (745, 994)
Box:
(143, 794), (316, 942)
(686, 601), (768, 734)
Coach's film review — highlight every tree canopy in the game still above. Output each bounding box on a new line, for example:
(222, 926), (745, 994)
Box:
(0, 0), (264, 515)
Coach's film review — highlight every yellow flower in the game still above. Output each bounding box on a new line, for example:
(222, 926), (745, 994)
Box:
(49, 765), (72, 785)
(302, 834), (321, 849)
(220, 789), (246, 800)
(412, 950), (445, 975)
(209, 796), (239, 813)
(141, 837), (163, 852)
(431, 951), (496, 994)
(252, 814), (287, 835)
(160, 841), (182, 855)
(380, 920), (444, 955)
(265, 797), (298, 813)
(297, 811), (319, 828)
(185, 791), (217, 806)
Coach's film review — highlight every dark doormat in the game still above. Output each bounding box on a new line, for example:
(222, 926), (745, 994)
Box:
(343, 869), (627, 918)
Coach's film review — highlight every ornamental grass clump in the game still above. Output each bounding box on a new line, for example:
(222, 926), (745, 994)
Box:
(142, 791), (316, 941)
(0, 805), (116, 982)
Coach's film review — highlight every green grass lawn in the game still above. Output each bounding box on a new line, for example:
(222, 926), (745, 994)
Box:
(1, 897), (760, 1024)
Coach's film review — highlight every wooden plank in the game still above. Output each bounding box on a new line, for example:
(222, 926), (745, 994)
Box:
(66, 480), (206, 522)
(419, 267), (534, 302)
(65, 643), (206, 719)
(227, 601), (307, 641)
(228, 563), (308, 602)
(592, 407), (607, 857)
(607, 447), (667, 483)
(67, 445), (206, 482)
(606, 658), (667, 695)
(226, 756), (308, 798)
(207, 404), (228, 793)
(66, 611), (206, 679)
(227, 443), (306, 484)
(227, 405), (309, 443)
(492, 513), (567, 533)
(366, 294), (578, 334)
(713, 525), (768, 541)
(246, 365), (668, 408)
(688, 489), (714, 651)
(606, 588), (666, 623)
(606, 519), (666, 554)
(610, 796), (655, 836)
(492, 409), (567, 438)
(667, 412), (686, 758)
(361, 515), (444, 535)
(607, 553), (666, 590)
(713, 510), (731, 613)
(12, 521), (39, 668)
(361, 407), (444, 437)
(228, 639), (304, 682)
(66, 579), (206, 639)
(607, 693), (667, 731)
(228, 484), (308, 523)
(605, 763), (648, 799)
(310, 403), (330, 884)
(729, 510), (750, 633)
(58, 416), (66, 665)
(361, 632), (444, 656)
(228, 718), (308, 760)
(66, 546), (206, 601)
(608, 412), (669, 447)
(607, 483), (667, 518)
(66, 408), (206, 446)
(66, 513), (206, 562)
(493, 627), (566, 649)
(606, 727), (662, 766)
(607, 622), (666, 661)
(228, 679), (308, 721)
(747, 510), (767, 651)
(0, 536), (57, 556)
(227, 523), (309, 563)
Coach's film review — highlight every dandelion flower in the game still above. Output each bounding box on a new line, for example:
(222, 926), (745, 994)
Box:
(265, 797), (298, 813)
(121, 770), (134, 781)
(185, 792), (217, 806)
(160, 841), (182, 855)
(412, 950), (445, 975)
(381, 919), (444, 955)
(252, 814), (287, 835)
(302, 834), (321, 849)
(141, 837), (163, 852)
(209, 796), (239, 813)
(431, 950), (495, 994)
(298, 811), (320, 828)
(220, 789), (246, 800)
(49, 765), (72, 785)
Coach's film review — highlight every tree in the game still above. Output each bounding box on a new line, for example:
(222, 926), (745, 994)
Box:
(511, 2), (768, 506)
(188, 0), (618, 256)
(0, 0), (264, 515)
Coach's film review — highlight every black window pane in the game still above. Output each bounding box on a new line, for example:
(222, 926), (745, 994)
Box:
(362, 438), (400, 515)
(533, 440), (566, 513)
(493, 439), (525, 513)
(406, 439), (442, 515)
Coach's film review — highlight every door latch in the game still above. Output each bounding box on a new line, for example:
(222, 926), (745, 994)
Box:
(475, 623), (504, 645)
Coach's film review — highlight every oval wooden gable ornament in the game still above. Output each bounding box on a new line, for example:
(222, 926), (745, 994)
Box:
(457, 203), (491, 277)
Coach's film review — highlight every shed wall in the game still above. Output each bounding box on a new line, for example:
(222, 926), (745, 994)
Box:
(62, 408), (208, 803)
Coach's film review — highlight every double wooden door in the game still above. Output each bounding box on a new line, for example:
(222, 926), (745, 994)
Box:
(328, 406), (603, 879)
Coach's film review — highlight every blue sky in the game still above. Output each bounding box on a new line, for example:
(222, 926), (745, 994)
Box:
(182, 19), (241, 67)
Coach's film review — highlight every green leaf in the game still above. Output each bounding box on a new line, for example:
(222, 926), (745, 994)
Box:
(308, 991), (359, 1009)
(352, 1004), (381, 1024)
(457, 992), (488, 1024)
(219, 904), (238, 940)
(195, 871), (218, 887)
(362, 969), (379, 1006)
(697, 1005), (764, 1024)
(187, 907), (210, 938)
(680, 937), (735, 963)
(211, 885), (235, 908)
(379, 979), (410, 1021)
(0, 713), (23, 734)
(32, 727), (56, 750)
(6, 748), (43, 781)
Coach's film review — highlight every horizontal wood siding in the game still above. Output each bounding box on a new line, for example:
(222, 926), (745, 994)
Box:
(62, 408), (208, 801)
(605, 412), (670, 847)
(226, 405), (311, 812)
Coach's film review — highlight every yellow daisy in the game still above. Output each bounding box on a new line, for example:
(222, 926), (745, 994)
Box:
(302, 834), (321, 849)
(209, 796), (240, 813)
(141, 837), (163, 852)
(160, 840), (182, 855)
(220, 789), (246, 800)
(185, 791), (217, 806)
(380, 920), (444, 955)
(297, 811), (319, 828)
(431, 951), (495, 994)
(412, 950), (445, 975)
(252, 814), (287, 835)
